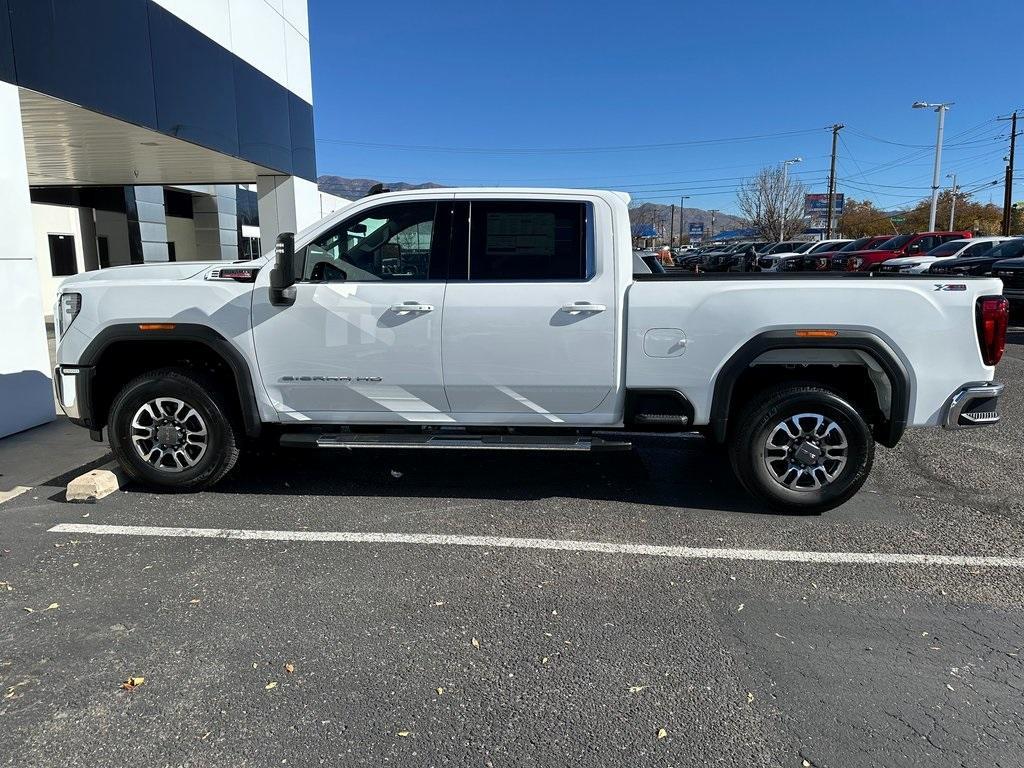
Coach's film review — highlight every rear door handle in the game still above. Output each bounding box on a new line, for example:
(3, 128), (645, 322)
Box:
(389, 303), (434, 314)
(560, 303), (607, 314)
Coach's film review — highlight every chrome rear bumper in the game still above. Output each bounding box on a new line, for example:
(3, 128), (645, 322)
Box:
(942, 382), (1005, 429)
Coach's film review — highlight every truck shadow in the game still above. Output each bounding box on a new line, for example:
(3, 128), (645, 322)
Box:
(206, 435), (782, 516)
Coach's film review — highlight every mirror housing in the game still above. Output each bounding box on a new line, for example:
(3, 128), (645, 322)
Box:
(269, 232), (297, 306)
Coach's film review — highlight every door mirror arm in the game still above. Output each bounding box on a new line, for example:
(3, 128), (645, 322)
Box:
(269, 232), (297, 307)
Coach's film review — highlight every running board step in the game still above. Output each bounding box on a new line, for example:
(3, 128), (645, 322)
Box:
(633, 414), (690, 426)
(279, 433), (632, 452)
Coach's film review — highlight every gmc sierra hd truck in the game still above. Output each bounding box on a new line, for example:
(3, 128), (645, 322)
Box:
(53, 189), (1009, 513)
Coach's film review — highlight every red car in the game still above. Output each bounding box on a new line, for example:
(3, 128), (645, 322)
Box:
(830, 231), (973, 272)
(814, 235), (892, 270)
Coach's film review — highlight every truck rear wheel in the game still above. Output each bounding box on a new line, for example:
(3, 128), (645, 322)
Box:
(728, 384), (874, 514)
(108, 367), (241, 491)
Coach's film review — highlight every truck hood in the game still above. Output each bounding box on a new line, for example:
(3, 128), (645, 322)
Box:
(58, 261), (222, 288)
(882, 255), (936, 267)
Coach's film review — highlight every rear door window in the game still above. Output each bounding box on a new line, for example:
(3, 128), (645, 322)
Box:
(467, 201), (588, 281)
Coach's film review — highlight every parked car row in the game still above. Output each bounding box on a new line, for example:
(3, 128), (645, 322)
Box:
(636, 233), (1024, 312)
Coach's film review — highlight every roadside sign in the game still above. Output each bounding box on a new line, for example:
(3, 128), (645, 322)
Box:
(804, 193), (845, 215)
(688, 222), (704, 243)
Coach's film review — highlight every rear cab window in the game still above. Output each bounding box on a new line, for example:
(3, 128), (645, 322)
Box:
(464, 200), (591, 281)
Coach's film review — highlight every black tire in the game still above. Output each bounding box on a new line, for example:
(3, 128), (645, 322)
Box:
(728, 384), (874, 514)
(108, 367), (241, 491)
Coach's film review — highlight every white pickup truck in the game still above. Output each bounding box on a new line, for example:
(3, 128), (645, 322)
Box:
(53, 188), (1009, 512)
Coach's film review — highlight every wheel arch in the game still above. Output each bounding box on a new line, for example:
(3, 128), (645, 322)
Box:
(79, 323), (262, 439)
(709, 330), (911, 447)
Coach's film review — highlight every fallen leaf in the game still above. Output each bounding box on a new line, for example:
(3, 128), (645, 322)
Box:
(189, 599), (201, 605)
(802, 761), (811, 767)
(1, 582), (13, 591)
(121, 677), (145, 690)
(46, 603), (59, 610)
(72, 563), (79, 568)
(397, 730), (411, 737)
(747, 692), (755, 704)
(265, 681), (277, 690)
(946, 684), (954, 691)
(284, 663), (295, 674)
(737, 603), (745, 612)
(436, 687), (444, 695)
(22, 607), (33, 613)
(390, 470), (403, 479)
(432, 601), (445, 607)
(657, 728), (667, 740)
(471, 637), (480, 649)
(542, 657), (549, 664)
(629, 685), (647, 693)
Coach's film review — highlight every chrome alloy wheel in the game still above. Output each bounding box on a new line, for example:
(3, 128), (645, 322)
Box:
(130, 398), (208, 473)
(762, 413), (848, 491)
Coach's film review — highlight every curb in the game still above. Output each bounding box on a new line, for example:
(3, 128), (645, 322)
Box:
(66, 463), (128, 503)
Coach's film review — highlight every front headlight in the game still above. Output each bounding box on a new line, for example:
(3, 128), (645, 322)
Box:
(56, 292), (82, 337)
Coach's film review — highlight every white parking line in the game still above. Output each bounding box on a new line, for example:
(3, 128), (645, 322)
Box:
(0, 486), (31, 506)
(47, 523), (1024, 568)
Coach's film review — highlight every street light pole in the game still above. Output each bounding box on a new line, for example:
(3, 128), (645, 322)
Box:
(946, 172), (958, 230)
(780, 157), (802, 241)
(913, 101), (953, 232)
(679, 195), (690, 242)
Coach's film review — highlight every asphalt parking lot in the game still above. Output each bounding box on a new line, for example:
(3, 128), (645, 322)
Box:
(2, 329), (1024, 768)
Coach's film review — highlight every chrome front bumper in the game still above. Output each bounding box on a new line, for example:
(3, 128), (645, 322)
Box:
(942, 382), (1005, 429)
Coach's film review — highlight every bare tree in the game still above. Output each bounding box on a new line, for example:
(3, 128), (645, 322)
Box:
(736, 166), (807, 241)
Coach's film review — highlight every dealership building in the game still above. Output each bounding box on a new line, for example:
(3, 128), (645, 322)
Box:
(1, 0), (345, 438)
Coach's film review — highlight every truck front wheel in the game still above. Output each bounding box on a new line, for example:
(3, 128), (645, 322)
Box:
(728, 384), (874, 514)
(108, 367), (241, 491)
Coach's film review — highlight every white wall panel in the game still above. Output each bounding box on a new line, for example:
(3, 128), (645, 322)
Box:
(0, 82), (55, 437)
(31, 204), (86, 304)
(284, 23), (313, 103)
(283, 0), (309, 39)
(228, 0), (288, 91)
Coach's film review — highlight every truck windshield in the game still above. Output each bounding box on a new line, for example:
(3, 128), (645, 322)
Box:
(875, 234), (914, 250)
(988, 240), (1024, 260)
(837, 237), (873, 252)
(924, 241), (966, 258)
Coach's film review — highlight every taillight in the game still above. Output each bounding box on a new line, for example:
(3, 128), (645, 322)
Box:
(976, 296), (1009, 366)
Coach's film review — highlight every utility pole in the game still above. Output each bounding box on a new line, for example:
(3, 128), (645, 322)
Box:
(669, 204), (676, 246)
(679, 195), (690, 243)
(999, 111), (1018, 235)
(709, 209), (718, 241)
(946, 172), (958, 230)
(825, 124), (844, 238)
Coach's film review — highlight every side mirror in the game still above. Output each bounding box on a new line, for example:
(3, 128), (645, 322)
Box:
(269, 232), (297, 307)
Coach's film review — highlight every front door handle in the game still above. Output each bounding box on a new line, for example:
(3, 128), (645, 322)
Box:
(560, 303), (607, 314)
(389, 303), (434, 314)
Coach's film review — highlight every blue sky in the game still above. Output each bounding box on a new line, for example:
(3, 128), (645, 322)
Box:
(309, 0), (1022, 215)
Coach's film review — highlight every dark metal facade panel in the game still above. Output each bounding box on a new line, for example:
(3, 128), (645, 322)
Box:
(1, 0), (316, 181)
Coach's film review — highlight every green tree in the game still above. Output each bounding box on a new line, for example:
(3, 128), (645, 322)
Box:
(837, 199), (895, 237)
(901, 190), (1002, 234)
